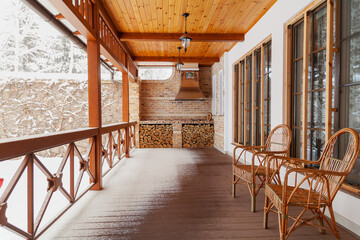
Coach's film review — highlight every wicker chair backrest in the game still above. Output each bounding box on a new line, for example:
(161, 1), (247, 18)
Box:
(265, 124), (292, 154)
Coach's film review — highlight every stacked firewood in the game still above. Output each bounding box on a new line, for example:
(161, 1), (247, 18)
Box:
(182, 124), (214, 148)
(139, 124), (173, 148)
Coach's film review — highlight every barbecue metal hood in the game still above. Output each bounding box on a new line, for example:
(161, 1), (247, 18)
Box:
(175, 66), (205, 101)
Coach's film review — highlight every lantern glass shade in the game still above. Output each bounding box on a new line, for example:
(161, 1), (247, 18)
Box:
(176, 62), (184, 73)
(182, 38), (191, 48)
(179, 33), (192, 52)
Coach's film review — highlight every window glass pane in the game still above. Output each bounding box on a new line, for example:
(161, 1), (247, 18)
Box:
(340, 85), (360, 131)
(268, 44), (272, 72)
(293, 128), (302, 158)
(311, 50), (327, 89)
(309, 90), (326, 129)
(307, 130), (325, 161)
(139, 67), (173, 80)
(264, 100), (268, 126)
(293, 60), (303, 93)
(341, 36), (360, 84)
(342, 0), (360, 37)
(313, 6), (327, 50)
(293, 94), (302, 127)
(294, 22), (304, 59)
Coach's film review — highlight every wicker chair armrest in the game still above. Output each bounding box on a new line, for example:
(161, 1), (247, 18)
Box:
(285, 168), (346, 178)
(233, 145), (266, 165)
(269, 155), (320, 165)
(281, 168), (346, 205)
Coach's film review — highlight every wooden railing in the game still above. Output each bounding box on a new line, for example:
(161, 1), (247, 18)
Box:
(0, 121), (136, 239)
(65, 0), (95, 28)
(99, 16), (127, 69)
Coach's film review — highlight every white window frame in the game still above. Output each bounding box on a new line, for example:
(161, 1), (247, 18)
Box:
(212, 74), (217, 115)
(218, 70), (224, 116)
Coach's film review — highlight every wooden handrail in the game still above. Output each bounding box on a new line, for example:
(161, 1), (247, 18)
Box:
(0, 122), (137, 162)
(101, 122), (128, 134)
(0, 127), (98, 162)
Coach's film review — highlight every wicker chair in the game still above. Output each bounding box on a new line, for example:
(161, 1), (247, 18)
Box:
(232, 124), (292, 212)
(263, 128), (360, 240)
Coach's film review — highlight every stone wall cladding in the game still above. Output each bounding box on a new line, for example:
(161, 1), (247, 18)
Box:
(140, 67), (212, 120)
(211, 56), (225, 151)
(0, 79), (123, 139)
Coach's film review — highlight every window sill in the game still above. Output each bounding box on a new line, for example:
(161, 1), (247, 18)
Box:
(340, 184), (360, 198)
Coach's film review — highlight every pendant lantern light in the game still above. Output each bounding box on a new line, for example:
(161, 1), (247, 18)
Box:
(175, 47), (184, 74)
(179, 13), (192, 53)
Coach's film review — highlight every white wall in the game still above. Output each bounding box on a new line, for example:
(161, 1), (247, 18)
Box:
(222, 0), (360, 236)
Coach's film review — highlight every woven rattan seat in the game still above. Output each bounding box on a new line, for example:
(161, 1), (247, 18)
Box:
(263, 128), (360, 240)
(232, 124), (292, 212)
(265, 184), (327, 209)
(233, 165), (275, 179)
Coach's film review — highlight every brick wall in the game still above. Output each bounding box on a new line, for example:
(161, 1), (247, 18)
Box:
(211, 56), (225, 151)
(129, 79), (140, 147)
(140, 67), (212, 120)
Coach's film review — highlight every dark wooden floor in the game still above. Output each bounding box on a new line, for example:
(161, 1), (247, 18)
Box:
(41, 148), (360, 240)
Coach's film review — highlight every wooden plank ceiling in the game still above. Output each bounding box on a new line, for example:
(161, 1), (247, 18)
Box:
(100, 0), (277, 65)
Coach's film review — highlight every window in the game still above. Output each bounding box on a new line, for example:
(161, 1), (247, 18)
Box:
(138, 67), (173, 80)
(264, 41), (272, 140)
(234, 64), (239, 143)
(233, 38), (271, 146)
(286, 0), (360, 188)
(290, 20), (304, 158)
(219, 70), (224, 116)
(212, 74), (216, 115)
(254, 48), (262, 146)
(336, 0), (360, 187)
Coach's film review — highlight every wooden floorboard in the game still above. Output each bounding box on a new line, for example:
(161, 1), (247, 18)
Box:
(41, 148), (360, 240)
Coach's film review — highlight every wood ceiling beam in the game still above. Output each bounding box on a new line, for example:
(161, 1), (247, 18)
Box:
(133, 56), (220, 63)
(119, 33), (244, 42)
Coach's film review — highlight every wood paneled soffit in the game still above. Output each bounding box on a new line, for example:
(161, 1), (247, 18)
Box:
(133, 56), (219, 63)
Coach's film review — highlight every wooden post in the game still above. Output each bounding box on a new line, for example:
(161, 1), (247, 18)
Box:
(325, 0), (334, 141)
(122, 70), (130, 157)
(27, 155), (34, 238)
(301, 12), (310, 160)
(88, 3), (102, 190)
(69, 143), (74, 200)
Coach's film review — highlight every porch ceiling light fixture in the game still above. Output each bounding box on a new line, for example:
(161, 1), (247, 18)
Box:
(179, 13), (192, 53)
(175, 47), (184, 74)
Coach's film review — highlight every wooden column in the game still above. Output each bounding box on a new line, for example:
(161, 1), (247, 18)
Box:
(27, 155), (34, 238)
(301, 12), (310, 160)
(325, 0), (334, 141)
(88, 3), (102, 190)
(122, 70), (130, 157)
